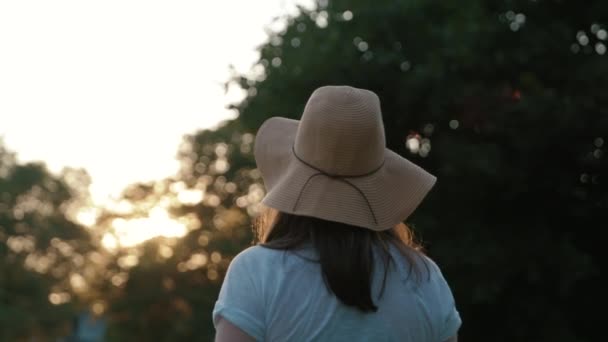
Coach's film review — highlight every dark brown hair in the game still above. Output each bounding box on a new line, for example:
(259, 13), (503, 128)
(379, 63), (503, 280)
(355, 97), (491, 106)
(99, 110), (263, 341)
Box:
(254, 208), (428, 313)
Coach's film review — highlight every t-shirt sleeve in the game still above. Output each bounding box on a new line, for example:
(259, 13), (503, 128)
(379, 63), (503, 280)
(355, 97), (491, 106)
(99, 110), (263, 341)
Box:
(213, 249), (264, 341)
(426, 257), (462, 341)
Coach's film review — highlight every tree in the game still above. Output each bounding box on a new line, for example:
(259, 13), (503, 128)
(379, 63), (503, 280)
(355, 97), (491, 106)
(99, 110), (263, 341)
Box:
(100, 121), (261, 341)
(100, 0), (607, 340)
(196, 0), (607, 340)
(0, 142), (96, 341)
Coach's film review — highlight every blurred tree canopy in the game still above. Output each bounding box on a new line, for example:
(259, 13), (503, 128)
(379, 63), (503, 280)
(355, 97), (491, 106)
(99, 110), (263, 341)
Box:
(99, 122), (261, 341)
(0, 142), (96, 341)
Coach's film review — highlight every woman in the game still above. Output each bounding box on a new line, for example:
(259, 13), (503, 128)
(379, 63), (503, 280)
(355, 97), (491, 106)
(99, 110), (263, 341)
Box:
(213, 86), (461, 341)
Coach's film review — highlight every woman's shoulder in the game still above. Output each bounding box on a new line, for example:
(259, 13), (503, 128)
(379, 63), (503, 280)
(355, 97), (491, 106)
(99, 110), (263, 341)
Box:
(227, 245), (291, 271)
(230, 245), (280, 265)
(234, 244), (317, 261)
(228, 245), (316, 278)
(384, 244), (447, 285)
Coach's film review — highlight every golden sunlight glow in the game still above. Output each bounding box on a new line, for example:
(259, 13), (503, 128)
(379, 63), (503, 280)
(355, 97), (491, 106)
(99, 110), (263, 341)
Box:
(1, 0), (316, 206)
(6, 235), (35, 253)
(204, 194), (221, 207)
(70, 273), (87, 291)
(177, 189), (204, 205)
(101, 234), (118, 250)
(158, 245), (174, 259)
(24, 253), (52, 274)
(117, 254), (139, 269)
(111, 272), (128, 287)
(75, 207), (99, 227)
(104, 207), (188, 248)
(186, 253), (208, 270)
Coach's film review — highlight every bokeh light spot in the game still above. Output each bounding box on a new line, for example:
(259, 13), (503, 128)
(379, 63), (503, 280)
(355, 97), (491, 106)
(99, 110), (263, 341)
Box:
(577, 31), (589, 46)
(111, 272), (128, 287)
(159, 245), (174, 259)
(211, 251), (222, 263)
(342, 10), (353, 21)
(48, 292), (71, 305)
(198, 234), (210, 246)
(593, 149), (603, 159)
(357, 41), (369, 52)
(76, 208), (99, 227)
(315, 11), (328, 28)
(92, 301), (106, 315)
(449, 120), (460, 129)
(178, 189), (204, 205)
(207, 269), (219, 281)
(117, 254), (139, 269)
(70, 273), (87, 291)
(186, 253), (208, 270)
(101, 234), (118, 250)
(406, 136), (420, 154)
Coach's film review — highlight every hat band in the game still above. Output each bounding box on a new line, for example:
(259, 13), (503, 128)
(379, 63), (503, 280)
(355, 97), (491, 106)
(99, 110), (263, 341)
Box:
(291, 145), (384, 225)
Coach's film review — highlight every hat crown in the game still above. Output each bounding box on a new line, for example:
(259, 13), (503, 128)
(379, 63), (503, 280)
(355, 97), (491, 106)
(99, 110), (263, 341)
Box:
(294, 86), (386, 176)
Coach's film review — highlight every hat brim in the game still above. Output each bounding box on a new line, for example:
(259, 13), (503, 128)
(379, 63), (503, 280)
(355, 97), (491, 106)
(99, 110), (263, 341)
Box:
(254, 117), (437, 231)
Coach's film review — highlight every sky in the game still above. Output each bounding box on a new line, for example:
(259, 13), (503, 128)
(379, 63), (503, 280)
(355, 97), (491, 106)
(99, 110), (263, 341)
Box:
(0, 0), (313, 204)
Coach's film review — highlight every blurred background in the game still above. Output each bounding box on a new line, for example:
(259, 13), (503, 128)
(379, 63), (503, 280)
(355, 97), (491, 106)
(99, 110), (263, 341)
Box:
(1, 0), (607, 341)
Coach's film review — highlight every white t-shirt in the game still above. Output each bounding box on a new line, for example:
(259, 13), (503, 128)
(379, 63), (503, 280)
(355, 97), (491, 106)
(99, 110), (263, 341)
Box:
(213, 244), (461, 342)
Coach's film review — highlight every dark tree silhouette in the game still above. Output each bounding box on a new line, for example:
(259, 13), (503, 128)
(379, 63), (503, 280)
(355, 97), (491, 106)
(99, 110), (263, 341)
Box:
(0, 142), (96, 341)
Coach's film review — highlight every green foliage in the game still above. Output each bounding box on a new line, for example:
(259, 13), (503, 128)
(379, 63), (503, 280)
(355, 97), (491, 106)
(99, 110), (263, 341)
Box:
(189, 0), (607, 340)
(0, 142), (94, 341)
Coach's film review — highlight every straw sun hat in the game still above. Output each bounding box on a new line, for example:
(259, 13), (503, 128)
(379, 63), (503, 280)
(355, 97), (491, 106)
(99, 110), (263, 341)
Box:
(254, 85), (436, 231)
